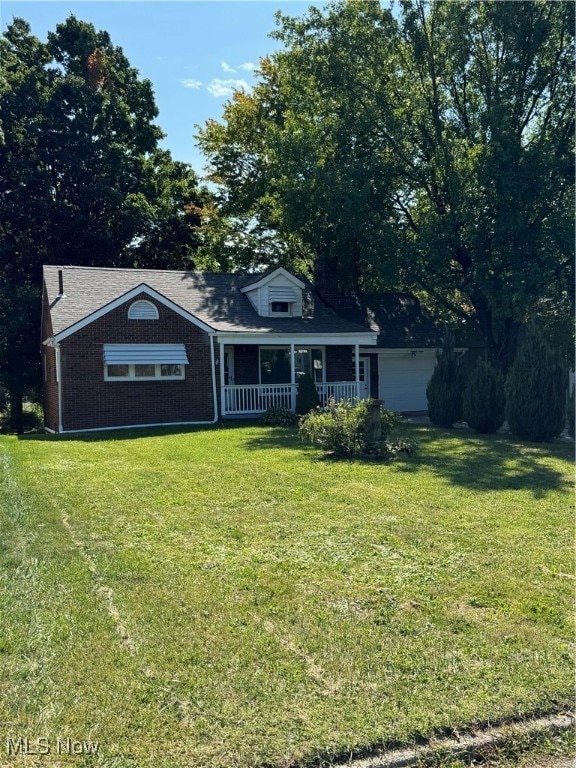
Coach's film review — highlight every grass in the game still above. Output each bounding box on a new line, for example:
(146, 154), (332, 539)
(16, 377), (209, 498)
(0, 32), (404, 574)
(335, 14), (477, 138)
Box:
(0, 423), (573, 768)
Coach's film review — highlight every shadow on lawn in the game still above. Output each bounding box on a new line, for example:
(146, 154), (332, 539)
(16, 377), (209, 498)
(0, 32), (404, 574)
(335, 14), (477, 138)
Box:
(393, 425), (573, 498)
(245, 424), (572, 498)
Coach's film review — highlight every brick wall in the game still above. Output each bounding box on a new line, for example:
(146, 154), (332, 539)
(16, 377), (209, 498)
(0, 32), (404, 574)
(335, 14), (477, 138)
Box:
(59, 293), (214, 431)
(41, 284), (59, 432)
(326, 345), (355, 382)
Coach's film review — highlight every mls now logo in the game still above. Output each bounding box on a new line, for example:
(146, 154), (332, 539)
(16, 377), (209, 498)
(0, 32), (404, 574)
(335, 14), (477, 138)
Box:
(6, 737), (100, 756)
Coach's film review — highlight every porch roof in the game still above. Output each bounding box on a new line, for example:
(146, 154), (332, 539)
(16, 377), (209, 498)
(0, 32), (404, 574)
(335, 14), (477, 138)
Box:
(44, 266), (374, 339)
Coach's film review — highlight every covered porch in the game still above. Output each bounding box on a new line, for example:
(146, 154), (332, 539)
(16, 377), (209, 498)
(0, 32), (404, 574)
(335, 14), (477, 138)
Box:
(216, 333), (376, 417)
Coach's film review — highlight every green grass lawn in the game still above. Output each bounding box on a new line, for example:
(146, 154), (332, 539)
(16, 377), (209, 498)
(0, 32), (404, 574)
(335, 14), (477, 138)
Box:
(0, 423), (573, 768)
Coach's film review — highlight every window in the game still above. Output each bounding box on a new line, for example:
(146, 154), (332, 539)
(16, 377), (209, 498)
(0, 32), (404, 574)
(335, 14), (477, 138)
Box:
(294, 348), (324, 383)
(105, 363), (184, 381)
(260, 348), (291, 384)
(128, 300), (159, 320)
(103, 344), (188, 381)
(259, 347), (324, 385)
(270, 301), (291, 315)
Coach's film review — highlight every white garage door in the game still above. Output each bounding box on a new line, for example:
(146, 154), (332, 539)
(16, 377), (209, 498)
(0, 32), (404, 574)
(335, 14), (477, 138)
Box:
(378, 352), (437, 412)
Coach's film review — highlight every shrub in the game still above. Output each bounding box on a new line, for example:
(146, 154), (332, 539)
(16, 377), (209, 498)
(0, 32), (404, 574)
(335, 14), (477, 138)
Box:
(505, 327), (567, 442)
(299, 398), (401, 458)
(566, 386), (574, 438)
(0, 402), (43, 433)
(462, 358), (505, 434)
(295, 374), (320, 415)
(259, 406), (298, 427)
(426, 331), (464, 428)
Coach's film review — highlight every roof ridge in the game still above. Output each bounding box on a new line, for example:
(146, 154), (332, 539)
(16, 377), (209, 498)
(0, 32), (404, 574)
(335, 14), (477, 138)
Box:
(43, 265), (246, 277)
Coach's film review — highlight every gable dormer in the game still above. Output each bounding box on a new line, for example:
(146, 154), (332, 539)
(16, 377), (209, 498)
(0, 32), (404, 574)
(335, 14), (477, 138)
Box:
(240, 268), (305, 318)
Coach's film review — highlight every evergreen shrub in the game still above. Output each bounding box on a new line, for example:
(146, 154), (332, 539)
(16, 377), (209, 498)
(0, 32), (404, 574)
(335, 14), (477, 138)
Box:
(295, 374), (321, 415)
(426, 331), (464, 427)
(505, 327), (567, 441)
(462, 358), (505, 434)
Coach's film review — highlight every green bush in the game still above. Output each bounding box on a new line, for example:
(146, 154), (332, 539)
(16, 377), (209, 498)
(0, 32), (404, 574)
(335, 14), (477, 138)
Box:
(505, 327), (567, 442)
(295, 374), (320, 415)
(259, 406), (298, 427)
(566, 386), (574, 438)
(299, 398), (401, 458)
(0, 402), (43, 433)
(462, 358), (505, 434)
(426, 331), (464, 428)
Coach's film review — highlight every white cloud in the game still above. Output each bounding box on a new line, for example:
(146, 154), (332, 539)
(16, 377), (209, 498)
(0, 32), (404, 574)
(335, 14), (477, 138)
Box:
(181, 78), (202, 90)
(206, 78), (250, 98)
(237, 62), (256, 72)
(221, 60), (236, 73)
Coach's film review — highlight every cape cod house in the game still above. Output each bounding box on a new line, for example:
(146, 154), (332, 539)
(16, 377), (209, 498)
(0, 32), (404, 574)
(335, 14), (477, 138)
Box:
(41, 265), (444, 433)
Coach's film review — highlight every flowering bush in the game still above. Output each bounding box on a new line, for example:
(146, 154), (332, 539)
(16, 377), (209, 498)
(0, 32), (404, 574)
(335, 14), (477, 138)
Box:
(299, 398), (404, 458)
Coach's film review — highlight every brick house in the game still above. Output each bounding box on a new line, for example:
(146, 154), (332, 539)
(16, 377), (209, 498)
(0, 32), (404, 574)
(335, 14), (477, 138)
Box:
(41, 265), (444, 433)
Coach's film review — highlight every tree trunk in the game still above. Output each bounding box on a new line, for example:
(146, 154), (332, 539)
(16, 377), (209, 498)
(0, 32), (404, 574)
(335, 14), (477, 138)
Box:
(8, 385), (24, 435)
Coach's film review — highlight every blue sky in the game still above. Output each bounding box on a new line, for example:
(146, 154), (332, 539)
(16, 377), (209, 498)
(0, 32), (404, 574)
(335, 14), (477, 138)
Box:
(1, 1), (323, 176)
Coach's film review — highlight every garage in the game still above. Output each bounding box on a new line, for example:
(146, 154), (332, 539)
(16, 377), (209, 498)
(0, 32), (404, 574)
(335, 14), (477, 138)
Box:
(378, 350), (437, 412)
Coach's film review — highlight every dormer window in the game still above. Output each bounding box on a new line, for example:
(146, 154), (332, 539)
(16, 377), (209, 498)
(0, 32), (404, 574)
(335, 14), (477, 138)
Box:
(128, 300), (159, 320)
(270, 301), (291, 315)
(241, 267), (305, 318)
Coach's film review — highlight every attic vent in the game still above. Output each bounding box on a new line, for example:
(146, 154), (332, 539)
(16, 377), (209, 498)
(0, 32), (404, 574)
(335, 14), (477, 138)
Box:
(269, 287), (296, 302)
(128, 300), (159, 320)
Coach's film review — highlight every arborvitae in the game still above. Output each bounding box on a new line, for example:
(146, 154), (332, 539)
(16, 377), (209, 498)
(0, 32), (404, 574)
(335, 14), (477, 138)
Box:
(567, 386), (575, 439)
(462, 358), (505, 434)
(295, 374), (320, 415)
(426, 331), (464, 428)
(505, 327), (567, 441)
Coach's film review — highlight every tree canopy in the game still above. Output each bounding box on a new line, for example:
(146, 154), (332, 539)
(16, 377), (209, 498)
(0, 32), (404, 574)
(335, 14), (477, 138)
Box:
(0, 16), (211, 429)
(198, 0), (575, 368)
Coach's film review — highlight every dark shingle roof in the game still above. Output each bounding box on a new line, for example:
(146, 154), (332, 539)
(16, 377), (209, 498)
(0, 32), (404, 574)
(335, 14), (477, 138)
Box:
(43, 265), (373, 338)
(334, 293), (444, 348)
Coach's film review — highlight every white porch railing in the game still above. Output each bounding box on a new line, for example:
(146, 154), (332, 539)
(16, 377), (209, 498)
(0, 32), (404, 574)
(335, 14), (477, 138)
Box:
(222, 381), (360, 416)
(316, 381), (360, 405)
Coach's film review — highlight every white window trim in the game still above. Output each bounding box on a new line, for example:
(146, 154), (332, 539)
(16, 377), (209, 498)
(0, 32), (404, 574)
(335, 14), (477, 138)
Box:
(258, 345), (326, 385)
(104, 363), (185, 381)
(269, 301), (293, 317)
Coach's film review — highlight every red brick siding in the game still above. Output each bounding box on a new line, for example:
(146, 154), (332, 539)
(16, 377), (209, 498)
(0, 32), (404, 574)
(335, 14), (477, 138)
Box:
(326, 345), (355, 382)
(41, 284), (60, 432)
(59, 293), (214, 431)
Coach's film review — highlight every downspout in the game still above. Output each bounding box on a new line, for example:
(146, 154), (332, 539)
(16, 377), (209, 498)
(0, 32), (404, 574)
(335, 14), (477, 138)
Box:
(219, 340), (226, 417)
(55, 344), (63, 433)
(354, 343), (360, 399)
(209, 335), (219, 423)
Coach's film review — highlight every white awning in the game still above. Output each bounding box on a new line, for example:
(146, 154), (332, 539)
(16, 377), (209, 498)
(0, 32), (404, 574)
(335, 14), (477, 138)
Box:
(269, 287), (296, 302)
(103, 344), (189, 365)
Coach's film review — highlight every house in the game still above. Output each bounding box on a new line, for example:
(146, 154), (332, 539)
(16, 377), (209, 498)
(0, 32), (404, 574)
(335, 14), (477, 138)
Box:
(41, 265), (446, 433)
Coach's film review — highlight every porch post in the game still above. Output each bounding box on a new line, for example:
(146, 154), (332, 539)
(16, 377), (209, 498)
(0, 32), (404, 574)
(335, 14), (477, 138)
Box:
(354, 343), (360, 399)
(219, 340), (226, 416)
(290, 343), (296, 411)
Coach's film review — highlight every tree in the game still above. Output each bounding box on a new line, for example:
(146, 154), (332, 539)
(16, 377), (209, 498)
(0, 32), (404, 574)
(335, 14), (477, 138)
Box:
(0, 17), (210, 431)
(426, 331), (464, 428)
(505, 326), (567, 442)
(462, 357), (505, 434)
(198, 0), (574, 368)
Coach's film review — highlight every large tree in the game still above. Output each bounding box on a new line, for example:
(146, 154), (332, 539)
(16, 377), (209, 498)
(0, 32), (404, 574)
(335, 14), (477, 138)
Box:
(0, 16), (209, 430)
(198, 0), (574, 369)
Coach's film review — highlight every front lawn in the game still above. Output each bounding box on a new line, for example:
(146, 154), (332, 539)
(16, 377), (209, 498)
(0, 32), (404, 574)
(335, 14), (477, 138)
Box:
(0, 424), (572, 767)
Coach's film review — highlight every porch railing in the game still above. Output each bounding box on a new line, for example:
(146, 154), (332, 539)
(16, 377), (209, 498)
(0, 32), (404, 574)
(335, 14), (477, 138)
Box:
(316, 381), (360, 405)
(222, 381), (360, 416)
